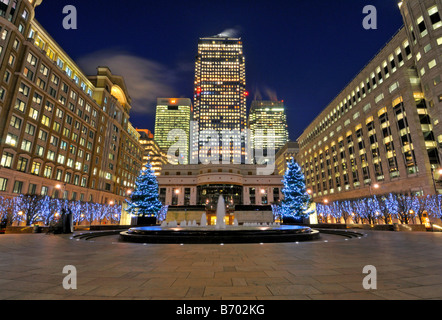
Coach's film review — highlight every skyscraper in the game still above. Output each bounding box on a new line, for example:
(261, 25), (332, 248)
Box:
(154, 98), (192, 165)
(136, 129), (167, 176)
(192, 35), (248, 164)
(249, 100), (289, 163)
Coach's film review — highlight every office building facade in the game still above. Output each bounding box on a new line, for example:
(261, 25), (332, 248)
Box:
(137, 128), (167, 176)
(157, 163), (283, 207)
(249, 100), (289, 163)
(275, 141), (300, 176)
(297, 0), (442, 203)
(191, 35), (248, 164)
(154, 98), (191, 165)
(0, 0), (143, 205)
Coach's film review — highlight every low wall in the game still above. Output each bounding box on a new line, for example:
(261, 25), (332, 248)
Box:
(393, 224), (427, 232)
(234, 211), (273, 223)
(5, 226), (49, 234)
(3, 225), (129, 234)
(308, 223), (427, 232)
(165, 211), (206, 223)
(76, 225), (131, 231)
(165, 210), (274, 224)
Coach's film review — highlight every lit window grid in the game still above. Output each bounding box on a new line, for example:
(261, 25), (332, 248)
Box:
(154, 105), (191, 164)
(194, 37), (247, 161)
(0, 23), (144, 200)
(249, 107), (289, 151)
(298, 97), (430, 198)
(298, 32), (415, 149)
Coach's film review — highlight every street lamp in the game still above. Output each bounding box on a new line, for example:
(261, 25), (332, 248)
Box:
(369, 182), (380, 196)
(55, 183), (67, 200)
(323, 198), (329, 224)
(55, 183), (68, 212)
(108, 200), (117, 225)
(16, 211), (24, 226)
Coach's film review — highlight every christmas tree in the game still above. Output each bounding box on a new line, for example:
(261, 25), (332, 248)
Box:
(280, 159), (312, 219)
(126, 164), (162, 220)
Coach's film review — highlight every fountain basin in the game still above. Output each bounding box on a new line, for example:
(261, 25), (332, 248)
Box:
(119, 225), (319, 244)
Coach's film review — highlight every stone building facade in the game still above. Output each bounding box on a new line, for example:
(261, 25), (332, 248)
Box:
(157, 164), (283, 207)
(0, 0), (143, 205)
(297, 0), (442, 203)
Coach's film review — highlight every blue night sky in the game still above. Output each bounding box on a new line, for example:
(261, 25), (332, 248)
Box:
(35, 0), (404, 141)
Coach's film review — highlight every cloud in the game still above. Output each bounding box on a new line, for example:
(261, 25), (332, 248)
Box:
(76, 49), (178, 115)
(216, 27), (242, 38)
(175, 61), (195, 73)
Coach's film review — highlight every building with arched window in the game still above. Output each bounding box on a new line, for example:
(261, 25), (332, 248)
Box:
(157, 163), (283, 206)
(157, 163), (284, 225)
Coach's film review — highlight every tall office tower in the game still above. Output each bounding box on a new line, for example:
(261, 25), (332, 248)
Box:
(154, 98), (192, 165)
(249, 100), (289, 163)
(192, 35), (248, 164)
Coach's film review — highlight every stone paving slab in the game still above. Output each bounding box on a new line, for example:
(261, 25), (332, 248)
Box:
(0, 231), (441, 300)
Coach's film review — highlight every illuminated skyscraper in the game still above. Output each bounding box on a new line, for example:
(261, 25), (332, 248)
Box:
(192, 35), (248, 164)
(249, 100), (289, 163)
(154, 98), (192, 165)
(136, 129), (167, 176)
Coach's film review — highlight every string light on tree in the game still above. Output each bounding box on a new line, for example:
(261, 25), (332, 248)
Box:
(125, 163), (163, 220)
(280, 159), (312, 220)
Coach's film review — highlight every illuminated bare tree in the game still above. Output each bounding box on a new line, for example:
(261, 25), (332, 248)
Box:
(395, 194), (418, 225)
(340, 200), (354, 224)
(414, 195), (432, 225)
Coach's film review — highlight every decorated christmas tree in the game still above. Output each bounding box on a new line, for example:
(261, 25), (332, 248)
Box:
(126, 164), (162, 222)
(280, 159), (312, 220)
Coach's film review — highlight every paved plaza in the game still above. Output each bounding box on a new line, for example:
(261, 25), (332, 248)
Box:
(0, 230), (441, 300)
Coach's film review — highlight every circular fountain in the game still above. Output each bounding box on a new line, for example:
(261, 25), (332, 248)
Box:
(119, 195), (319, 244)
